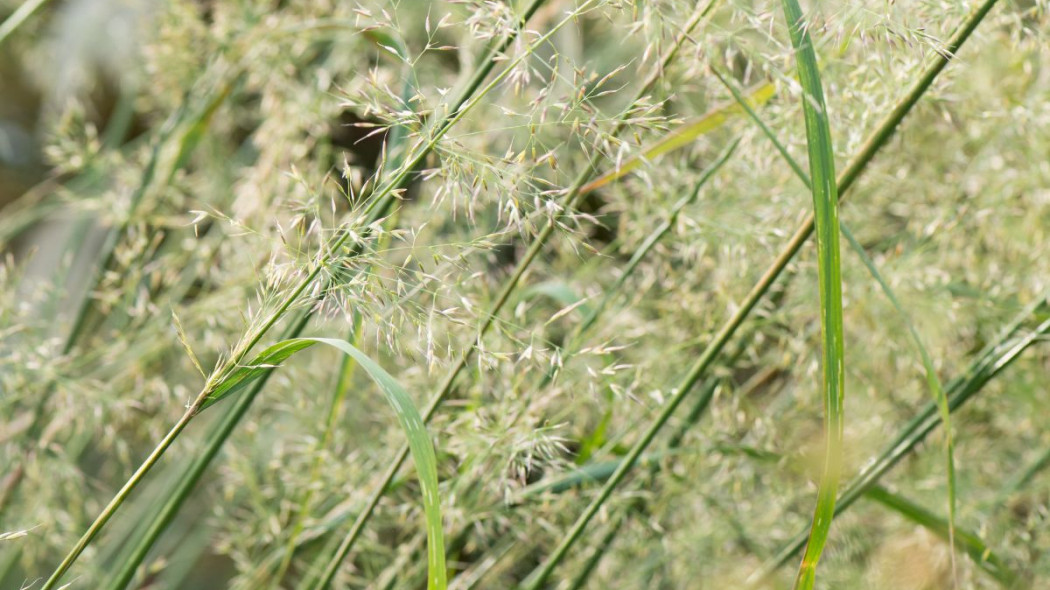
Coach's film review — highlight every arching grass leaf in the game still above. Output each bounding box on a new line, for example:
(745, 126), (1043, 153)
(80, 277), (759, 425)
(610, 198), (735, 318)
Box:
(199, 337), (447, 590)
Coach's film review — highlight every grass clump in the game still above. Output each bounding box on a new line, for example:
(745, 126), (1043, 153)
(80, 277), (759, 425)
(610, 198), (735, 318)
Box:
(2, 1), (1049, 589)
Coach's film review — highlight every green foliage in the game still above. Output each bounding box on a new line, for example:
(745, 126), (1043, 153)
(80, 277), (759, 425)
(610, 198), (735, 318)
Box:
(2, 1), (1049, 589)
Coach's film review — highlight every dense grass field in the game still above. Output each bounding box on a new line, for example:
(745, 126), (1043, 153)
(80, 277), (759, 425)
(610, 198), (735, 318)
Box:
(2, 0), (1049, 588)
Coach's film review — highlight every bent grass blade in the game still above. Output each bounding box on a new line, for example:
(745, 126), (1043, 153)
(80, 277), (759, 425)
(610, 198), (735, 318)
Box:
(204, 337), (448, 590)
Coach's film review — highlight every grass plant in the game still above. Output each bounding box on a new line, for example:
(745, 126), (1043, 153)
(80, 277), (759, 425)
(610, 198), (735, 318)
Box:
(2, 0), (1048, 589)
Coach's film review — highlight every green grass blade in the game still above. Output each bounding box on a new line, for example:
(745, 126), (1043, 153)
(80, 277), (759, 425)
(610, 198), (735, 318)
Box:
(197, 336), (448, 589)
(729, 51), (960, 586)
(779, 1), (845, 587)
(302, 338), (446, 590)
(864, 485), (1019, 587)
(197, 339), (317, 412)
(722, 37), (960, 586)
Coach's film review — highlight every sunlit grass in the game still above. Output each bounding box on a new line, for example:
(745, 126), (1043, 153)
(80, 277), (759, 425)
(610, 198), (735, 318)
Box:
(1, 0), (1048, 589)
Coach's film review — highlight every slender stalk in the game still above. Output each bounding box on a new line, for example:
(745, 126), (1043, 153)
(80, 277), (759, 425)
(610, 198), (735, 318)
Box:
(40, 410), (196, 590)
(0, 0), (50, 45)
(100, 310), (313, 590)
(565, 509), (630, 590)
(307, 4), (724, 586)
(519, 1), (1002, 585)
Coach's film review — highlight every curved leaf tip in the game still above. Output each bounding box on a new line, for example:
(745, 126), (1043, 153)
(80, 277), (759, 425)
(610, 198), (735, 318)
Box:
(199, 337), (448, 589)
